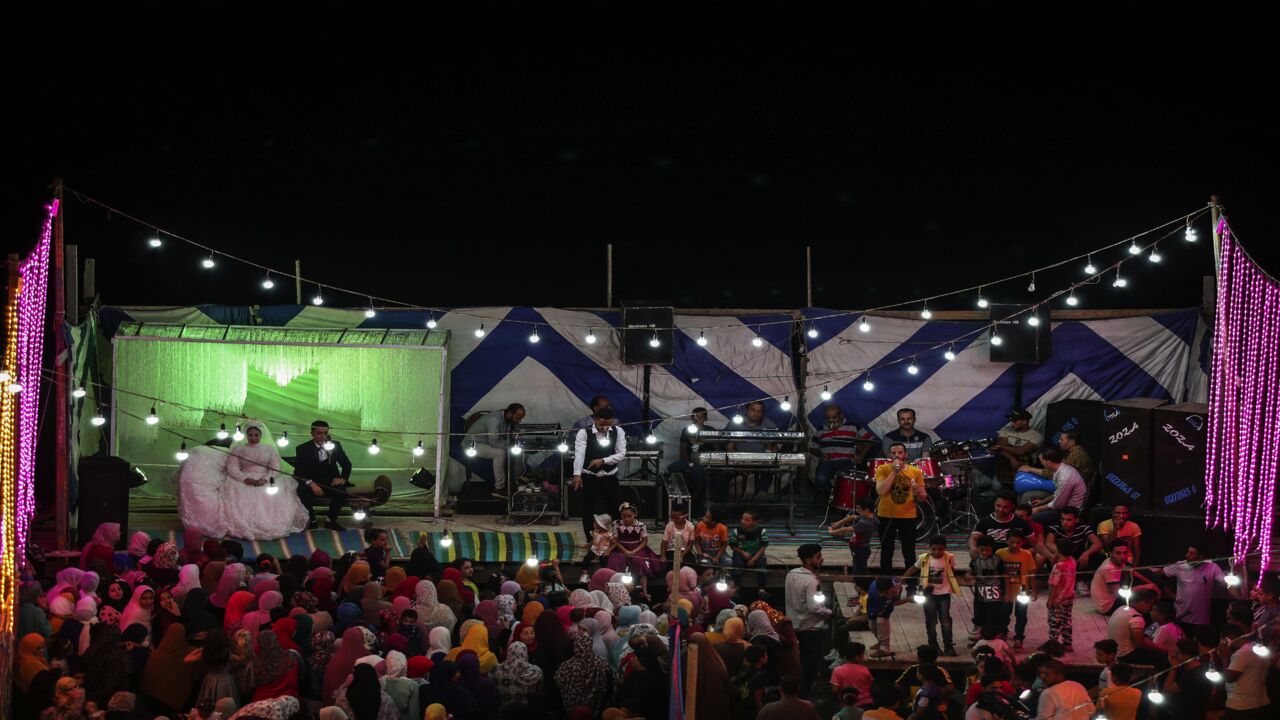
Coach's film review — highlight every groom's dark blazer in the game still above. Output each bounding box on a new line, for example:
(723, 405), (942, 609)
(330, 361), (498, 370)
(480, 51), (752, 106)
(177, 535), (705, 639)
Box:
(287, 440), (353, 522)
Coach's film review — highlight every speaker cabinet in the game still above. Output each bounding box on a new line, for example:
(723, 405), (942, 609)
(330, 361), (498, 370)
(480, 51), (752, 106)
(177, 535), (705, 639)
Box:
(1098, 398), (1168, 511)
(989, 304), (1051, 363)
(621, 306), (674, 365)
(1150, 403), (1208, 515)
(76, 456), (132, 546)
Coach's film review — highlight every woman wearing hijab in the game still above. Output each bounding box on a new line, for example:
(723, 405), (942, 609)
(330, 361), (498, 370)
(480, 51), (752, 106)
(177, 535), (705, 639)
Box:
(389, 575), (419, 604)
(19, 581), (53, 640)
(313, 575), (338, 614)
(249, 629), (300, 702)
(143, 541), (181, 586)
(447, 624), (497, 673)
(382, 566), (406, 596)
(456, 650), (499, 718)
(227, 695), (300, 720)
(687, 632), (731, 720)
(245, 589), (284, 631)
(171, 564), (202, 604)
(81, 522), (121, 571)
(472, 599), (502, 640)
(212, 563), (249, 610)
(201, 560), (226, 598)
(140, 624), (203, 714)
(339, 560), (372, 597)
(716, 617), (750, 677)
(117, 586), (155, 635)
(436, 579), (465, 620)
(17, 633), (51, 694)
(419, 661), (477, 720)
(407, 534), (442, 579)
(335, 663), (397, 720)
(440, 568), (474, 606)
(588, 589), (614, 615)
(494, 594), (516, 629)
(39, 676), (85, 720)
(413, 580), (457, 633)
(493, 639), (543, 709)
(360, 582), (391, 625)
(322, 627), (370, 705)
(70, 597), (99, 656)
(380, 650), (418, 720)
(589, 567), (615, 593)
(179, 528), (206, 565)
(192, 628), (238, 708)
(613, 634), (668, 720)
(82, 623), (129, 704)
(223, 590), (258, 633)
(515, 562), (540, 594)
(555, 634), (611, 715)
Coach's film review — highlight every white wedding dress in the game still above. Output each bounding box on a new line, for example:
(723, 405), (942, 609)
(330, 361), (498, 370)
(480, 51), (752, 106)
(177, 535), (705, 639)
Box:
(175, 421), (310, 540)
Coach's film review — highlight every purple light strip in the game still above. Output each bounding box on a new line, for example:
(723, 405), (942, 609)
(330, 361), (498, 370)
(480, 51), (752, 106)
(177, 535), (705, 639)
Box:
(13, 203), (52, 554)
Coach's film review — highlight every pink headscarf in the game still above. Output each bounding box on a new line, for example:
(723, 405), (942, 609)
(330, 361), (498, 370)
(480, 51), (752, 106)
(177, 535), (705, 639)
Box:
(80, 523), (121, 569)
(589, 568), (615, 592)
(222, 591), (256, 633)
(474, 600), (502, 638)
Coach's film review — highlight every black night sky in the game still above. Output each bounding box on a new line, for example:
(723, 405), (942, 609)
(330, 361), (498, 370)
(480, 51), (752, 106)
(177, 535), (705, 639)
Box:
(5, 20), (1278, 313)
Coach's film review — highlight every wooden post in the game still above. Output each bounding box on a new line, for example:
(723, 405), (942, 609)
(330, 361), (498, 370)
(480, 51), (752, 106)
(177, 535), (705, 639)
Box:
(53, 179), (68, 551)
(806, 245), (813, 307)
(294, 260), (303, 304)
(606, 244), (613, 307)
(685, 640), (699, 720)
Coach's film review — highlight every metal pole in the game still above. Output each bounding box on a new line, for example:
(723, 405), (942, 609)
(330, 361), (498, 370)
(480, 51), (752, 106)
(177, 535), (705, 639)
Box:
(1210, 195), (1223, 281)
(294, 259), (302, 304)
(806, 245), (813, 307)
(53, 179), (68, 551)
(606, 244), (613, 307)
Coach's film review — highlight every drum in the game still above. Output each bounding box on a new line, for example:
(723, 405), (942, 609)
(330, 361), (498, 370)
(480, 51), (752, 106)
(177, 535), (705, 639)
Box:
(830, 471), (873, 511)
(915, 495), (937, 535)
(913, 457), (940, 478)
(869, 458), (892, 476)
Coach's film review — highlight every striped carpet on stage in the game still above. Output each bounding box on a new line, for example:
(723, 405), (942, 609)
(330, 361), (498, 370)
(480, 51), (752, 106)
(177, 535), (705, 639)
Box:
(135, 528), (579, 562)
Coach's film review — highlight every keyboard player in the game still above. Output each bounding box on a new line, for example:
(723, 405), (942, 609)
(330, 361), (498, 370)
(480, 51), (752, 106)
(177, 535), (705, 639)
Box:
(667, 407), (718, 503)
(728, 401), (781, 498)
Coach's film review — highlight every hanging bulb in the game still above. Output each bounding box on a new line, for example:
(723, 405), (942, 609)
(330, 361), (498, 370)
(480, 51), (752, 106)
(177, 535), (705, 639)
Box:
(1129, 241), (1142, 255)
(365, 302), (377, 318)
(687, 422), (699, 435)
(1147, 690), (1164, 705)
(265, 477), (280, 495)
(91, 410), (106, 427)
(597, 435), (611, 447)
(913, 588), (927, 604)
(1113, 269), (1128, 288)
(715, 576), (728, 592)
(991, 332), (1003, 346)
(72, 385), (87, 399)
(525, 556), (540, 567)
(751, 335), (764, 348)
(262, 273), (275, 290)
(862, 375), (875, 392)
(645, 433), (658, 445)
(216, 423), (229, 440)
(510, 440), (523, 456)
(148, 235), (163, 248)
(232, 424), (245, 442)
(1019, 689), (1032, 701)
(920, 304), (932, 320)
(1027, 272), (1036, 292)
(277, 431), (290, 448)
(413, 440), (426, 457)
(585, 328), (597, 344)
(1149, 248), (1162, 263)
(439, 531), (453, 548)
(820, 386), (832, 401)
(528, 326), (540, 343)
(426, 315), (437, 329)
(1225, 571), (1241, 587)
(465, 441), (478, 458)
(1066, 290), (1079, 306)
(323, 440), (335, 452)
(146, 408), (160, 425)
(907, 359), (919, 375)
(649, 332), (660, 348)
(977, 288), (989, 308)
(732, 410), (744, 425)
(1205, 668), (1223, 683)
(1118, 585), (1133, 600)
(1027, 314), (1040, 327)
(367, 438), (381, 455)
(944, 346), (956, 361)
(474, 324), (486, 338)
(780, 396), (792, 412)
(1253, 644), (1271, 658)
(1017, 588), (1031, 605)
(353, 508), (367, 521)
(859, 318), (871, 333)
(807, 325), (819, 339)
(812, 590), (826, 604)
(1084, 256), (1097, 275)
(556, 440), (569, 453)
(1185, 222), (1197, 242)
(312, 288), (324, 306)
(696, 331), (708, 346)
(202, 254), (216, 269)
(176, 442), (189, 461)
(620, 570), (634, 585)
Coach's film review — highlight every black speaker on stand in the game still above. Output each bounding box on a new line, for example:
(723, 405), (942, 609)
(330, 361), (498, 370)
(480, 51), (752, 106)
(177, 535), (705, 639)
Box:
(76, 456), (134, 546)
(1150, 402), (1208, 514)
(989, 304), (1051, 363)
(621, 306), (674, 366)
(1098, 398), (1168, 511)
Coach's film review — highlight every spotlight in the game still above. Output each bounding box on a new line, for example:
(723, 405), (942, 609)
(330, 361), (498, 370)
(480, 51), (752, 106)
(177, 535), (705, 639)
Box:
(176, 443), (189, 461)
(465, 441), (478, 458)
(353, 508), (367, 522)
(265, 477), (279, 495)
(216, 423), (229, 440)
(146, 408), (159, 425)
(232, 424), (245, 442)
(780, 396), (792, 412)
(262, 274), (275, 290)
(696, 331), (708, 346)
(585, 329), (597, 344)
(413, 440), (426, 457)
(277, 432), (290, 448)
(820, 386), (832, 401)
(72, 385), (87, 399)
(474, 324), (486, 338)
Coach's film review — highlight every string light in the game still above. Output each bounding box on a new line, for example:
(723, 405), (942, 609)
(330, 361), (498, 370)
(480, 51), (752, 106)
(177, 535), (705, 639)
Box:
(525, 556), (540, 568)
(5, 381), (21, 395)
(176, 442), (189, 461)
(1113, 269), (1128, 288)
(645, 433), (658, 445)
(368, 438), (381, 455)
(1027, 272), (1036, 292)
(621, 569), (634, 585)
(862, 375), (875, 392)
(820, 386), (832, 401)
(715, 576), (728, 592)
(148, 235), (163, 248)
(1148, 248), (1162, 263)
(265, 477), (279, 495)
(426, 314), (437, 329)
(413, 440), (426, 457)
(649, 332), (660, 348)
(944, 345), (956, 361)
(1224, 568), (1241, 587)
(696, 331), (707, 346)
(751, 334), (764, 348)
(353, 508), (367, 521)
(812, 589), (826, 604)
(597, 435), (610, 447)
(907, 359), (919, 375)
(1253, 643), (1271, 658)
(1084, 256), (1097, 275)
(585, 329), (597, 344)
(1019, 690), (1032, 701)
(859, 317), (871, 333)
(528, 326), (540, 344)
(807, 325), (818, 339)
(991, 332), (1003, 346)
(1066, 290), (1079, 306)
(201, 254), (215, 269)
(1185, 222), (1197, 242)
(920, 304), (932, 320)
(365, 300), (377, 318)
(1017, 589), (1031, 605)
(1118, 585), (1133, 600)
(232, 424), (245, 442)
(732, 409), (744, 425)
(977, 288), (989, 308)
(1147, 690), (1164, 705)
(216, 423), (229, 440)
(474, 324), (486, 338)
(510, 439), (523, 455)
(323, 440), (335, 452)
(312, 287), (324, 306)
(913, 588), (927, 604)
(72, 385), (87, 399)
(1027, 314), (1040, 327)
(1204, 667), (1222, 683)
(686, 422), (699, 435)
(439, 529), (453, 548)
(277, 431), (290, 448)
(556, 440), (569, 453)
(1129, 241), (1142, 255)
(779, 396), (792, 412)
(262, 273), (275, 290)
(146, 407), (160, 425)
(465, 441), (478, 458)
(90, 410), (106, 427)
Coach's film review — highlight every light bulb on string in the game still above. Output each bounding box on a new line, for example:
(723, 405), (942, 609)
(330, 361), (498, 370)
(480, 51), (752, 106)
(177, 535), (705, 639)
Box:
(72, 385), (87, 399)
(365, 301), (377, 318)
(649, 332), (660, 348)
(820, 386), (832, 401)
(1113, 269), (1128, 288)
(1027, 272), (1036, 292)
(146, 408), (159, 425)
(585, 328), (597, 344)
(944, 345), (956, 361)
(91, 410), (106, 427)
(413, 440), (426, 457)
(913, 588), (926, 604)
(863, 375), (875, 392)
(907, 359), (919, 375)
(1066, 290), (1079, 306)
(807, 325), (818, 339)
(176, 442), (189, 461)
(991, 332), (1003, 346)
(812, 590), (826, 604)
(232, 424), (245, 442)
(510, 440), (523, 456)
(465, 441), (478, 458)
(1185, 222), (1197, 242)
(1019, 690), (1032, 701)
(597, 434), (610, 447)
(525, 556), (540, 568)
(1095, 714), (1109, 720)
(1118, 585), (1133, 600)
(1147, 690), (1164, 705)
(529, 326), (540, 343)
(556, 440), (569, 453)
(216, 423), (229, 440)
(621, 570), (634, 585)
(780, 396), (792, 412)
(751, 334), (764, 348)
(148, 235), (162, 248)
(312, 287), (324, 306)
(732, 410), (744, 425)
(262, 273), (275, 290)
(1205, 668), (1223, 683)
(265, 477), (279, 495)
(277, 431), (290, 448)
(439, 529), (453, 548)
(1148, 248), (1162, 263)
(474, 324), (486, 338)
(1017, 589), (1031, 605)
(696, 331), (708, 346)
(859, 317), (871, 333)
(1027, 314), (1040, 327)
(920, 304), (932, 320)
(353, 508), (367, 522)
(1253, 644), (1271, 658)
(645, 433), (658, 445)
(426, 315), (437, 329)
(977, 288), (989, 308)
(202, 254), (216, 269)
(1224, 570), (1241, 587)
(1129, 241), (1142, 255)
(715, 576), (728, 592)
(323, 440), (335, 452)
(687, 421), (700, 435)
(1084, 256), (1097, 275)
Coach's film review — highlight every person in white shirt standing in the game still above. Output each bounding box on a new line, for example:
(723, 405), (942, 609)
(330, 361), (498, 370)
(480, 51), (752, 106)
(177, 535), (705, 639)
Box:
(1024, 446), (1087, 526)
(1036, 659), (1092, 720)
(1224, 629), (1270, 718)
(785, 543), (832, 699)
(572, 407), (626, 537)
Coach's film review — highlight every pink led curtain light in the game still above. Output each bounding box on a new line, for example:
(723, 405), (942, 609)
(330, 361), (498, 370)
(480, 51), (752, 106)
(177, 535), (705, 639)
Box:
(13, 200), (54, 554)
(1204, 217), (1280, 568)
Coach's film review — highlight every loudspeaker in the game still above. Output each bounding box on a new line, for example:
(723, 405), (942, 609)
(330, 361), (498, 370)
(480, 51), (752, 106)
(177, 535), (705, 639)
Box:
(1150, 403), (1208, 515)
(989, 304), (1051, 363)
(621, 306), (674, 365)
(1098, 398), (1167, 511)
(1086, 505), (1227, 565)
(76, 456), (132, 546)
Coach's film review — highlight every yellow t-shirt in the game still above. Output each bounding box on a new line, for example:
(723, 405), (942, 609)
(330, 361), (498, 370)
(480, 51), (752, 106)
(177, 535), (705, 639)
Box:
(1098, 685), (1142, 720)
(875, 463), (924, 519)
(996, 547), (1036, 595)
(1097, 519), (1141, 539)
(863, 709), (904, 720)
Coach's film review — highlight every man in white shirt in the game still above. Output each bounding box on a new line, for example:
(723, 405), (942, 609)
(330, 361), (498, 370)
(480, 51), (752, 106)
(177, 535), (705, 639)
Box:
(1036, 659), (1092, 720)
(1090, 542), (1158, 615)
(1160, 544), (1227, 627)
(1026, 446), (1088, 526)
(1225, 633), (1270, 716)
(785, 543), (832, 699)
(1108, 590), (1168, 668)
(572, 407), (626, 537)
(990, 408), (1042, 482)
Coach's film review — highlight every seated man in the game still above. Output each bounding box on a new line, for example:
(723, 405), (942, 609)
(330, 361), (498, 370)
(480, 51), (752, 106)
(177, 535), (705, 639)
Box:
(467, 402), (525, 497)
(727, 401), (781, 497)
(1023, 446), (1087, 526)
(989, 408), (1042, 482)
(811, 404), (876, 501)
(667, 406), (719, 502)
(1021, 430), (1095, 494)
(572, 395), (611, 433)
(1096, 504), (1142, 566)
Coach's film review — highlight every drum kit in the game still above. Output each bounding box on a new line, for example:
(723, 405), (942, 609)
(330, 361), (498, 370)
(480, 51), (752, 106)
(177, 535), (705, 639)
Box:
(828, 436), (996, 533)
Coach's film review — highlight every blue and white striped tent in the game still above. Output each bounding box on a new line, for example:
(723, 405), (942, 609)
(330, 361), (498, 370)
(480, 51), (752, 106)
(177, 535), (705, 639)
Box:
(90, 305), (1208, 485)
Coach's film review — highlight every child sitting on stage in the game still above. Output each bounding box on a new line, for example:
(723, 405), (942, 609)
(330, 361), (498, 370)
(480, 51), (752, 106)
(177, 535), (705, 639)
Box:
(729, 511), (769, 590)
(660, 505), (697, 564)
(694, 508), (729, 566)
(606, 502), (662, 591)
(584, 513), (614, 566)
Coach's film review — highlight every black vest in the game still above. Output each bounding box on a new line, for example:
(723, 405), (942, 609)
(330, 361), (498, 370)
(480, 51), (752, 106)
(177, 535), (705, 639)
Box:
(583, 427), (619, 476)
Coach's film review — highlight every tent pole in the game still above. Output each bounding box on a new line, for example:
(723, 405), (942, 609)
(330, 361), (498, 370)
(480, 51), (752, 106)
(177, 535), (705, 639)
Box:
(53, 179), (69, 552)
(295, 259), (302, 304)
(1209, 195), (1222, 281)
(806, 245), (813, 307)
(606, 244), (613, 307)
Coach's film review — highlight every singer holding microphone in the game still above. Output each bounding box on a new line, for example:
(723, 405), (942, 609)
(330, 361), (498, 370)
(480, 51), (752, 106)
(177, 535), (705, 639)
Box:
(874, 442), (927, 572)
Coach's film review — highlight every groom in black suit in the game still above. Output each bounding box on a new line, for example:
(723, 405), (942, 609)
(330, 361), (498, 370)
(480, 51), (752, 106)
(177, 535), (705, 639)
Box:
(290, 420), (353, 530)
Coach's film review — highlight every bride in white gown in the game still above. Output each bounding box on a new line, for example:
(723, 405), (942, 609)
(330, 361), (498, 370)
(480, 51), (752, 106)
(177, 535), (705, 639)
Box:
(175, 420), (310, 540)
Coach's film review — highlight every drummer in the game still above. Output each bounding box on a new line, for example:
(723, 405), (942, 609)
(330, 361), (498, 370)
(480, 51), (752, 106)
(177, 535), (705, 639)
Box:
(810, 405), (877, 500)
(881, 408), (933, 461)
